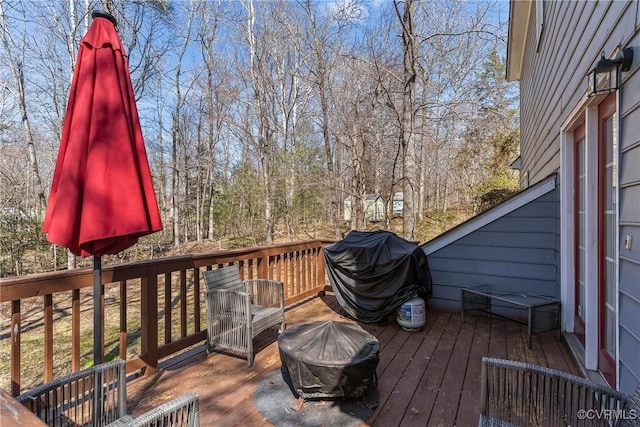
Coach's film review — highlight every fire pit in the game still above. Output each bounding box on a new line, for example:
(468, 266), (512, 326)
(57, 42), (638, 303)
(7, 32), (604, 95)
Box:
(278, 321), (379, 402)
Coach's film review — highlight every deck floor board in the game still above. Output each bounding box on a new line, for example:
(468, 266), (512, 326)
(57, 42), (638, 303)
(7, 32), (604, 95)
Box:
(371, 311), (449, 426)
(456, 314), (490, 426)
(125, 293), (580, 426)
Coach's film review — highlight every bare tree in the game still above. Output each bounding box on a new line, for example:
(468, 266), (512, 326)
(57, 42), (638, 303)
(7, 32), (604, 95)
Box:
(168, 4), (195, 249)
(0, 1), (47, 211)
(0, 0), (515, 274)
(332, 54), (381, 231)
(301, 0), (348, 239)
(243, 0), (276, 244)
(194, 0), (223, 242)
(395, 0), (418, 241)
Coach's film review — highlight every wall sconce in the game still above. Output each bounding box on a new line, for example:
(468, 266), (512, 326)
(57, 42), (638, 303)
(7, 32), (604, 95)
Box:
(588, 47), (633, 97)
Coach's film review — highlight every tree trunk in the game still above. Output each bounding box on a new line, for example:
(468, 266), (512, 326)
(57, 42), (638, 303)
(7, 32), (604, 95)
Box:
(170, 9), (193, 249)
(398, 0), (417, 241)
(349, 124), (366, 231)
(171, 112), (180, 249)
(0, 5), (47, 212)
(247, 0), (274, 245)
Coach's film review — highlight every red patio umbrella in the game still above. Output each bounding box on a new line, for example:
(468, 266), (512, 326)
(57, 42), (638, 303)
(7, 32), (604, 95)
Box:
(42, 11), (162, 365)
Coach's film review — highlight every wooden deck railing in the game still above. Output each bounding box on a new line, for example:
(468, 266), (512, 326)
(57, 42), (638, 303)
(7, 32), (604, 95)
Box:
(0, 239), (334, 396)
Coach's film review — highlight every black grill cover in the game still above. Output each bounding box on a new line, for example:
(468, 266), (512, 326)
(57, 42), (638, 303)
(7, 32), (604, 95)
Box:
(278, 321), (379, 400)
(323, 230), (432, 323)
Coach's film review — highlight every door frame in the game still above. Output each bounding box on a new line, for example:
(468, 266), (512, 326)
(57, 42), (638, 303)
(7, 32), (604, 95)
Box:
(560, 92), (618, 386)
(597, 93), (617, 388)
(573, 123), (586, 345)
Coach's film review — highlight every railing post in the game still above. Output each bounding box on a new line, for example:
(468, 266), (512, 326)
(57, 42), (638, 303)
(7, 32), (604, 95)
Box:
(11, 300), (20, 396)
(318, 246), (326, 288)
(257, 250), (268, 279)
(140, 269), (158, 374)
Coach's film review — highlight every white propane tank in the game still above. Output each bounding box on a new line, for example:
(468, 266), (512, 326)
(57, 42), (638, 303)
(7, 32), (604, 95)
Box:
(396, 296), (426, 331)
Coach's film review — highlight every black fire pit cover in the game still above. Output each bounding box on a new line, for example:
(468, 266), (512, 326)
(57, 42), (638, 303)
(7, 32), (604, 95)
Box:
(278, 321), (379, 401)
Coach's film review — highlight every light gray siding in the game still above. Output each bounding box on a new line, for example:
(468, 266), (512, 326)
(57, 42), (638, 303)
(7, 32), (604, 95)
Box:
(518, 1), (633, 186)
(423, 178), (559, 313)
(619, 259), (640, 392)
(514, 0), (640, 394)
(618, 25), (640, 394)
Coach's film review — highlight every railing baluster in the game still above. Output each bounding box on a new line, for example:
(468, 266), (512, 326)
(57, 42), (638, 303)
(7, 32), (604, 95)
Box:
(164, 272), (172, 344)
(11, 300), (20, 395)
(286, 253), (293, 298)
(194, 267), (200, 333)
(119, 280), (127, 361)
(72, 289), (80, 371)
(180, 270), (187, 338)
(44, 294), (53, 382)
(302, 250), (308, 294)
(296, 251), (302, 295)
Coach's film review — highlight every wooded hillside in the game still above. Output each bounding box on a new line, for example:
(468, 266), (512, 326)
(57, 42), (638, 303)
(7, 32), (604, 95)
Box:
(0, 0), (519, 276)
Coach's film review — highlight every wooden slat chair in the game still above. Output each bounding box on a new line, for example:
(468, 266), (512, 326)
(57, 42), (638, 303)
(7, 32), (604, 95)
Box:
(17, 359), (200, 427)
(479, 357), (640, 427)
(203, 265), (285, 366)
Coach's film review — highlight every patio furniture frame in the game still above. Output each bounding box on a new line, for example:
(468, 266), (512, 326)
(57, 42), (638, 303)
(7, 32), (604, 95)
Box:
(107, 392), (199, 427)
(461, 284), (561, 348)
(479, 357), (640, 427)
(203, 265), (285, 366)
(17, 359), (126, 426)
(16, 359), (200, 427)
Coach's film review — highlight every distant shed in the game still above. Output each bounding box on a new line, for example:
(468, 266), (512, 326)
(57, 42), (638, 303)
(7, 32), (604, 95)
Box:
(344, 194), (384, 222)
(393, 192), (403, 216)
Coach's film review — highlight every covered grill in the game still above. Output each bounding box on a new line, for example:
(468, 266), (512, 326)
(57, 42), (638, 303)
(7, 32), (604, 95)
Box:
(323, 230), (432, 323)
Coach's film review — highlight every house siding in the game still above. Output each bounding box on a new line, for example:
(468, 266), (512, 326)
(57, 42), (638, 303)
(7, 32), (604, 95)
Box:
(514, 0), (640, 393)
(424, 182), (559, 314)
(518, 1), (632, 185)
(618, 26), (640, 393)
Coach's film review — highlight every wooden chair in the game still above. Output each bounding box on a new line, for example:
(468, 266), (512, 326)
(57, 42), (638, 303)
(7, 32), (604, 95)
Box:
(479, 357), (640, 426)
(17, 359), (200, 427)
(203, 265), (285, 366)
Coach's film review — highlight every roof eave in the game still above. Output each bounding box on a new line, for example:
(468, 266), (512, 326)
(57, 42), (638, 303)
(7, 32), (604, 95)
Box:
(506, 0), (532, 82)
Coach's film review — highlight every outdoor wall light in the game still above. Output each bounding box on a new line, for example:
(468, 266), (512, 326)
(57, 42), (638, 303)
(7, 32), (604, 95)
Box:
(588, 47), (634, 97)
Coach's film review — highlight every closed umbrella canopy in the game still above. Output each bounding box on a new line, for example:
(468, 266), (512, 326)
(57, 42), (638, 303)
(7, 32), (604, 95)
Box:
(42, 12), (162, 257)
(42, 11), (162, 365)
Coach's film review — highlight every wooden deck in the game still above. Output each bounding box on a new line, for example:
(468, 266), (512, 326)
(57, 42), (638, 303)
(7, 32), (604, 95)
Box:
(125, 293), (579, 426)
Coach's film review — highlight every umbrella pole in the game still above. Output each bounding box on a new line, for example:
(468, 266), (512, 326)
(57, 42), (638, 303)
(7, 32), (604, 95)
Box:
(93, 256), (103, 365)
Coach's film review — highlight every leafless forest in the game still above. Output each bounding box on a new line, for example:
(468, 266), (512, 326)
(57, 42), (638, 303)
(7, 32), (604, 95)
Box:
(0, 0), (519, 277)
